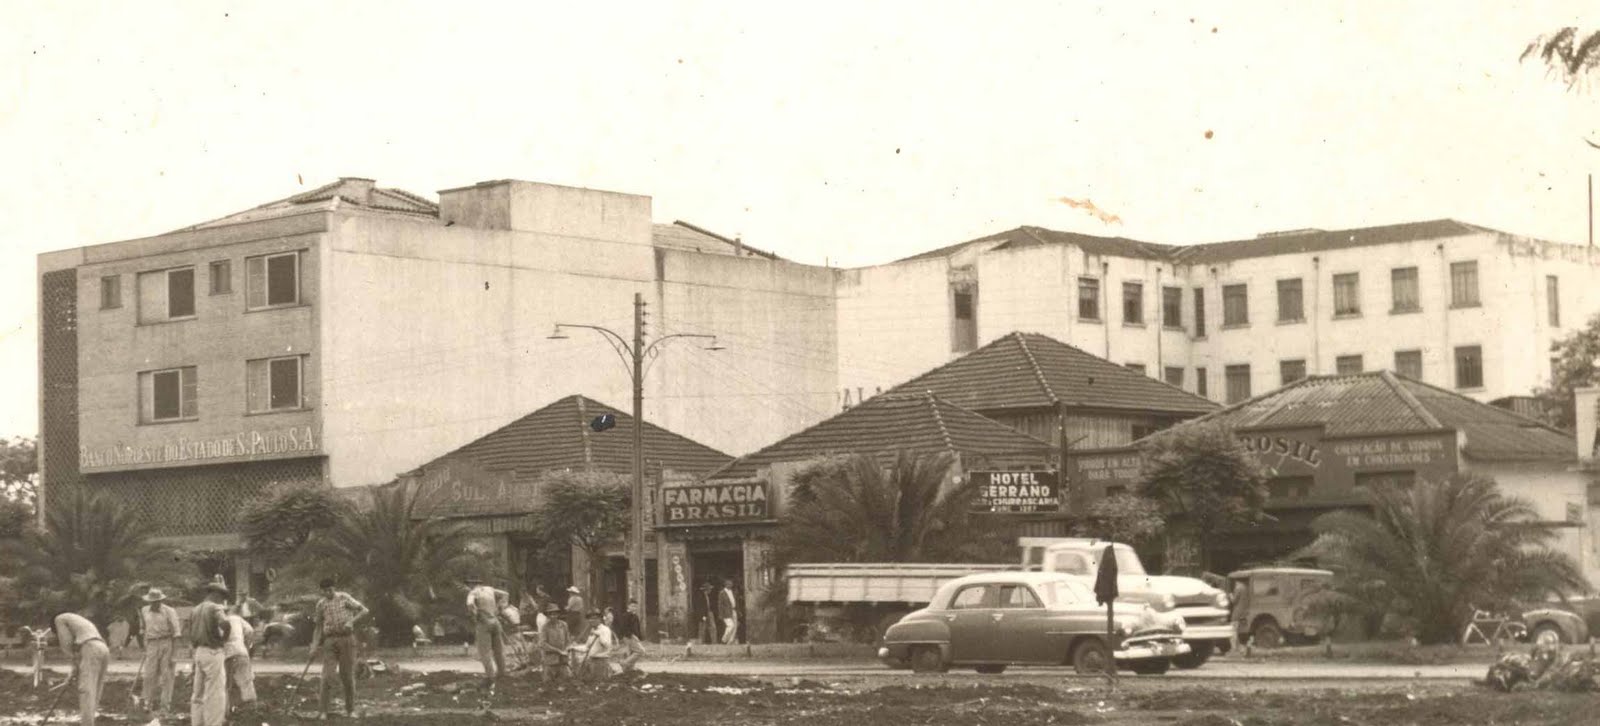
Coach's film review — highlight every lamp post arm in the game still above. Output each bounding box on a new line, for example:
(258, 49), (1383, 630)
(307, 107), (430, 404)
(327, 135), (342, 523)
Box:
(553, 323), (636, 377)
(640, 333), (720, 377)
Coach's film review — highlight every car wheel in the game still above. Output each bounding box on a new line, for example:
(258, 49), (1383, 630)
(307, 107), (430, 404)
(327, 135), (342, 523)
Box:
(1251, 619), (1284, 649)
(1130, 659), (1171, 675)
(1172, 641), (1214, 669)
(974, 664), (1007, 674)
(1531, 623), (1567, 646)
(910, 646), (947, 674)
(1071, 638), (1113, 675)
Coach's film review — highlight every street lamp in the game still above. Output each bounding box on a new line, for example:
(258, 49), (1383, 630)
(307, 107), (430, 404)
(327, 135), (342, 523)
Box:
(548, 292), (722, 620)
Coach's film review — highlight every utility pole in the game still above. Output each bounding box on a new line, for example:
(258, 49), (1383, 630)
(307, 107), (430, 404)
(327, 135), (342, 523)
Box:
(630, 292), (646, 616)
(549, 295), (722, 626)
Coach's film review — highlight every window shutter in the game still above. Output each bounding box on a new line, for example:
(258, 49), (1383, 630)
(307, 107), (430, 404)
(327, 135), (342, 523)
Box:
(247, 359), (269, 413)
(181, 367), (198, 418)
(247, 256), (266, 309)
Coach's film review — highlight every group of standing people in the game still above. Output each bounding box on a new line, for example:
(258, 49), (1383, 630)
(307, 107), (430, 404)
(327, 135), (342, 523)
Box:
(699, 577), (742, 644)
(465, 578), (646, 686)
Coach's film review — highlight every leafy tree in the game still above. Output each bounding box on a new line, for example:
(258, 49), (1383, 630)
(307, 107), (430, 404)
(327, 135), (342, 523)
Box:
(239, 480), (344, 559)
(529, 469), (631, 600)
(1533, 312), (1600, 430)
(0, 490), (188, 632)
(772, 450), (1014, 565)
(1523, 28), (1600, 89)
(1298, 473), (1588, 645)
(0, 497), (32, 540)
(278, 481), (488, 646)
(1137, 422), (1268, 572)
(1073, 492), (1165, 545)
(1, 436), (37, 507)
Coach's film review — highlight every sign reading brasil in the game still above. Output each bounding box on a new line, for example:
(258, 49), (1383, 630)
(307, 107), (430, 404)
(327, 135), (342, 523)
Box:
(80, 425), (319, 471)
(660, 479), (769, 524)
(969, 470), (1061, 513)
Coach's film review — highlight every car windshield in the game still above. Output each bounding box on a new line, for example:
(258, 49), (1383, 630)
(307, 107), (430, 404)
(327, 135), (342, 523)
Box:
(1106, 547), (1146, 576)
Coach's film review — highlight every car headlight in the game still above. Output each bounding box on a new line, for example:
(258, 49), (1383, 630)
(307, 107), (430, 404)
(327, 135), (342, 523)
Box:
(1154, 593), (1176, 611)
(1214, 591), (1230, 609)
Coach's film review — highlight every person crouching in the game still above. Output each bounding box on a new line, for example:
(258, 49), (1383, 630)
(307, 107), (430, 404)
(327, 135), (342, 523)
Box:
(578, 610), (616, 681)
(224, 602), (257, 715)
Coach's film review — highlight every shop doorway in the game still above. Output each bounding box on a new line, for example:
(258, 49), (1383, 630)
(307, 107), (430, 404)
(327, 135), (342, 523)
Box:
(690, 550), (744, 643)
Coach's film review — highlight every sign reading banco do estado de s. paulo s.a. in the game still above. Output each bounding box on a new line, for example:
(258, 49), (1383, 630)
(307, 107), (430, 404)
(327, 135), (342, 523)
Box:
(79, 424), (319, 472)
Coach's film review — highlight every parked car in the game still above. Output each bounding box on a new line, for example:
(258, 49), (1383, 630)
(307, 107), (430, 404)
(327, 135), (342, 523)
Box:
(1518, 595), (1600, 645)
(1227, 567), (1335, 648)
(879, 571), (1189, 675)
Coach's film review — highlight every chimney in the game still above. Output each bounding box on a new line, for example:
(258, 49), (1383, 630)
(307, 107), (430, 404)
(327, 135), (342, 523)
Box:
(1576, 386), (1600, 464)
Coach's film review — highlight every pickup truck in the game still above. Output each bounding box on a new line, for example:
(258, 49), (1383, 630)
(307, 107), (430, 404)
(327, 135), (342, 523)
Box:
(786, 536), (1234, 668)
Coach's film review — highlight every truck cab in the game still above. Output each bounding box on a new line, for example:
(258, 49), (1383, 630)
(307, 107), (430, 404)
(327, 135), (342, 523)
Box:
(1018, 537), (1234, 668)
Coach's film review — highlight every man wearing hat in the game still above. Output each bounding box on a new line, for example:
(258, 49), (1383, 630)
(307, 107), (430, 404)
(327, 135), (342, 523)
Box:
(464, 576), (509, 685)
(536, 602), (571, 681)
(137, 587), (180, 715)
(576, 610), (616, 680)
(188, 579), (232, 726)
(563, 585), (586, 634)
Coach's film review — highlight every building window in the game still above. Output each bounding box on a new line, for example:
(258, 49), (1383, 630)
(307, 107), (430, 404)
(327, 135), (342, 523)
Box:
(247, 251), (301, 310)
(1268, 476), (1313, 500)
(1547, 275), (1560, 327)
(1454, 345), (1483, 389)
(1122, 282), (1144, 325)
(1395, 349), (1423, 380)
(210, 260), (232, 295)
(1125, 362), (1147, 376)
(136, 267), (196, 323)
(1130, 423), (1160, 440)
(1195, 366), (1208, 397)
(1354, 470), (1415, 493)
(1193, 289), (1207, 337)
(1223, 284), (1248, 326)
(1225, 364), (1251, 404)
(248, 355), (305, 412)
(1336, 354), (1364, 375)
(1280, 359), (1307, 385)
(1276, 278), (1304, 323)
(99, 275), (121, 310)
(1450, 261), (1479, 308)
(1162, 286), (1183, 329)
(952, 288), (976, 353)
(140, 366), (198, 422)
(1332, 272), (1360, 316)
(1078, 277), (1100, 321)
(1164, 366), (1184, 386)
(1391, 267), (1419, 313)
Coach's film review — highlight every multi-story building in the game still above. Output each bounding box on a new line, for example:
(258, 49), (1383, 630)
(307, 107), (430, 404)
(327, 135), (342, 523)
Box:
(37, 177), (838, 593)
(837, 220), (1600, 410)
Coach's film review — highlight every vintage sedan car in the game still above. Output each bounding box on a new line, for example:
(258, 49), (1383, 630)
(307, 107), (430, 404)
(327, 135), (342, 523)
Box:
(879, 571), (1189, 675)
(1519, 595), (1600, 645)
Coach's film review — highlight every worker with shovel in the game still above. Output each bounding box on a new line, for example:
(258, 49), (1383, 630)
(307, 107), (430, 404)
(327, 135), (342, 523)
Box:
(53, 612), (108, 726)
(136, 587), (181, 717)
(537, 603), (571, 682)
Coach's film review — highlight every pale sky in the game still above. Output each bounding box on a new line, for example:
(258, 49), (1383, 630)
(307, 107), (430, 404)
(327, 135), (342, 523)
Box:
(3, 1), (1599, 437)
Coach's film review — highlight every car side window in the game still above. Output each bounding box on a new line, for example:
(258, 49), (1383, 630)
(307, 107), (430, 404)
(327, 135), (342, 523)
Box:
(1052, 553), (1091, 575)
(1252, 577), (1279, 597)
(950, 586), (990, 610)
(996, 585), (1044, 609)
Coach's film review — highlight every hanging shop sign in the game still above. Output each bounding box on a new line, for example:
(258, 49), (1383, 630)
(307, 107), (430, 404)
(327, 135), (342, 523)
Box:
(660, 479), (770, 525)
(969, 470), (1061, 513)
(412, 456), (527, 518)
(80, 424), (320, 472)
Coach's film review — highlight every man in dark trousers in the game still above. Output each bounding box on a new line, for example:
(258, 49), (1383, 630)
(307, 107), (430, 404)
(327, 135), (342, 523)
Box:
(700, 580), (720, 644)
(614, 599), (646, 672)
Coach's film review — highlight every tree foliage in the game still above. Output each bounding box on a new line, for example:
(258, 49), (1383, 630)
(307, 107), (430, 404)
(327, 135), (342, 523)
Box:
(1137, 422), (1268, 572)
(277, 482), (488, 646)
(239, 480), (345, 559)
(0, 491), (188, 632)
(1, 436), (37, 507)
(1523, 28), (1600, 89)
(1298, 473), (1588, 645)
(772, 451), (1014, 565)
(1533, 311), (1600, 430)
(1073, 492), (1165, 545)
(529, 469), (631, 598)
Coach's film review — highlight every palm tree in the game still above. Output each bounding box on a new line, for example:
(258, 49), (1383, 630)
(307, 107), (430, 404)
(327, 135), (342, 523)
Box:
(0, 490), (188, 631)
(1299, 473), (1588, 645)
(284, 481), (489, 646)
(1523, 28), (1600, 89)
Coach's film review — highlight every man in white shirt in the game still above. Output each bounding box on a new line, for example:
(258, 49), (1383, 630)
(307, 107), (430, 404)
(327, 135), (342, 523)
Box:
(137, 587), (181, 715)
(224, 603), (256, 714)
(54, 612), (108, 726)
(465, 576), (509, 685)
(719, 579), (740, 645)
(188, 581), (232, 726)
(578, 610), (616, 680)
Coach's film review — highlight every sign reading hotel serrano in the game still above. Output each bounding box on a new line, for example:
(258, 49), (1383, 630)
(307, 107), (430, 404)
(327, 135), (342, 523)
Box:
(1068, 428), (1459, 494)
(660, 479), (770, 525)
(80, 424), (319, 472)
(969, 470), (1061, 513)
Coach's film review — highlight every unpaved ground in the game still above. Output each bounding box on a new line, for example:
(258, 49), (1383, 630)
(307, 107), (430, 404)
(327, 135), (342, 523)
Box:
(1, 668), (1594, 725)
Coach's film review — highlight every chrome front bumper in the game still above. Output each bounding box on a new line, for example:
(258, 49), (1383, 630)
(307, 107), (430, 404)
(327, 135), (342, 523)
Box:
(1115, 633), (1190, 661)
(1178, 623), (1236, 642)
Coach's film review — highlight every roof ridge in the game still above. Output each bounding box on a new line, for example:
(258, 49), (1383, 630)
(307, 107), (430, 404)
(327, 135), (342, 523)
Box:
(924, 391), (957, 452)
(1166, 373), (1321, 431)
(1378, 371), (1444, 429)
(1392, 373), (1571, 436)
(927, 393), (1055, 448)
(1014, 333), (1060, 405)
